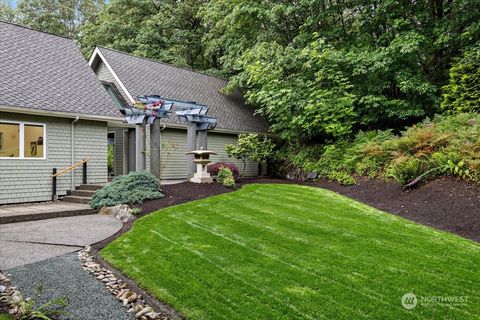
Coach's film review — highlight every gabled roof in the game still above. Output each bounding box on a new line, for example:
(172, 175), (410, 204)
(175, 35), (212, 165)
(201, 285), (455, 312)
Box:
(0, 21), (122, 120)
(91, 46), (269, 133)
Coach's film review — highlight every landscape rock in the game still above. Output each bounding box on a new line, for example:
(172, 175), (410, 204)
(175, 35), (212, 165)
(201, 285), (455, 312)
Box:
(78, 247), (166, 320)
(98, 204), (134, 222)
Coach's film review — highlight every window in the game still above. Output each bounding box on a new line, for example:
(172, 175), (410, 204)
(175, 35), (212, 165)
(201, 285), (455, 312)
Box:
(103, 83), (126, 110)
(0, 121), (46, 159)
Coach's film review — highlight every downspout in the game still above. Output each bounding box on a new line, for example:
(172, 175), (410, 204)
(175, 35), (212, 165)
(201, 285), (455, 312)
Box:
(71, 116), (80, 190)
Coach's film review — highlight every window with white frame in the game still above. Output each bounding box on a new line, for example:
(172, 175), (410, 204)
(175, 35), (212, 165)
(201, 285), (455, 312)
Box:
(0, 121), (46, 159)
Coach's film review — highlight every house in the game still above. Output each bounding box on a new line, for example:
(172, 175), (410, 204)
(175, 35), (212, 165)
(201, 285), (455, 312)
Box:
(0, 21), (124, 204)
(89, 46), (269, 179)
(0, 22), (269, 205)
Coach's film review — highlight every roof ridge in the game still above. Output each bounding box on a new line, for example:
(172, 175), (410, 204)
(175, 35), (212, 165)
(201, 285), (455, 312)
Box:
(96, 45), (229, 82)
(0, 19), (73, 41)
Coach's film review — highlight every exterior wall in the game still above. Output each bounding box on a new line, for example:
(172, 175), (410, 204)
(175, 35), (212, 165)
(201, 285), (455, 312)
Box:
(159, 128), (189, 179)
(94, 60), (131, 104)
(74, 120), (108, 185)
(159, 128), (259, 179)
(208, 132), (259, 177)
(0, 112), (108, 204)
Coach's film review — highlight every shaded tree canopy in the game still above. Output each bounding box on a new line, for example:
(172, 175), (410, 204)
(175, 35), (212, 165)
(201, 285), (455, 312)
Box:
(15, 0), (104, 39)
(3, 0), (480, 144)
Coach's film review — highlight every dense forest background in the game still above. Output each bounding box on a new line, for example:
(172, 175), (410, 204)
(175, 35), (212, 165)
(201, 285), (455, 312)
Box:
(1, 0), (479, 184)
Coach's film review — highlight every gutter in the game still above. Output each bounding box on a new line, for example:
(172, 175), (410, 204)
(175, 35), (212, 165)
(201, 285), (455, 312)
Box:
(71, 116), (80, 190)
(0, 105), (125, 123)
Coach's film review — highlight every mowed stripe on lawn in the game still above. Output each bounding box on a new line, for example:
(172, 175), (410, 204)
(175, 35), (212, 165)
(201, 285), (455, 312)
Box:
(101, 184), (479, 320)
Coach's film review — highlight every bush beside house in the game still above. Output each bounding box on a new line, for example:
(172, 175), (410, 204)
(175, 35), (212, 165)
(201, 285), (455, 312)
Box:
(90, 171), (164, 210)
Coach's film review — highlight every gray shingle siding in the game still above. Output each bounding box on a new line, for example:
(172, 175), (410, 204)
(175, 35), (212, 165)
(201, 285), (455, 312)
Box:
(94, 60), (131, 105)
(0, 112), (107, 204)
(159, 129), (259, 179)
(0, 21), (122, 119)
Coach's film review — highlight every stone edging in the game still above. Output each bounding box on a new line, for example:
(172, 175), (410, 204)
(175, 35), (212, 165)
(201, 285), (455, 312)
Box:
(78, 246), (169, 320)
(0, 271), (22, 317)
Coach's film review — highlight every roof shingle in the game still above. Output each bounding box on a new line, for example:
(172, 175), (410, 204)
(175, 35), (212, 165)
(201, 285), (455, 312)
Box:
(97, 46), (269, 132)
(0, 21), (121, 119)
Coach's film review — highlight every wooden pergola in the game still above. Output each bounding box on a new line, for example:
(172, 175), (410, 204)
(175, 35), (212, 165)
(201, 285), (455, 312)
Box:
(122, 95), (218, 178)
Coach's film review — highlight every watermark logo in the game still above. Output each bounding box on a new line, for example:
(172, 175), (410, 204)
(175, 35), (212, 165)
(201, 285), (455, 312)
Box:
(401, 292), (468, 310)
(402, 293), (418, 310)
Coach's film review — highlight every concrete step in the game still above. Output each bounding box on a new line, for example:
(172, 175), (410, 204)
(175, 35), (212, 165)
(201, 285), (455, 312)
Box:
(62, 196), (91, 205)
(68, 190), (96, 197)
(0, 203), (94, 224)
(76, 184), (104, 191)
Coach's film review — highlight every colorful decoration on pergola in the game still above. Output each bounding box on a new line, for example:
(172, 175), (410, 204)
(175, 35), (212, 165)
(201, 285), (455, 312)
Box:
(122, 95), (217, 130)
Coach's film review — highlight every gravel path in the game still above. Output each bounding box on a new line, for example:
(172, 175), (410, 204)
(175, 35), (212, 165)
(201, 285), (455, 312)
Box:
(7, 253), (133, 320)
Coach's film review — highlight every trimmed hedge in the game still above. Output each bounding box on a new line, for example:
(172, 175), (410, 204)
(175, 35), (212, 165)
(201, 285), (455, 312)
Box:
(90, 171), (164, 210)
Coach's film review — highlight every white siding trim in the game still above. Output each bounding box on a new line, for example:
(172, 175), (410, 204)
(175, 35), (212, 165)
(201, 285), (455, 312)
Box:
(89, 48), (135, 103)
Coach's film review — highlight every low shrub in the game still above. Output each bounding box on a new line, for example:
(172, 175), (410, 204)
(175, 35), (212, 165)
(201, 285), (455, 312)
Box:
(90, 171), (164, 210)
(386, 157), (429, 186)
(281, 113), (480, 186)
(217, 167), (235, 188)
(208, 162), (239, 178)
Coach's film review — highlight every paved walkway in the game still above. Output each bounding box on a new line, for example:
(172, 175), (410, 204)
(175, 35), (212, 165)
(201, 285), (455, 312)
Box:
(8, 253), (133, 320)
(0, 202), (93, 224)
(0, 215), (122, 270)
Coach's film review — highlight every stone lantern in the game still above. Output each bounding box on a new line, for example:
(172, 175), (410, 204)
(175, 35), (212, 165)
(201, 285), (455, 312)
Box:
(187, 149), (217, 183)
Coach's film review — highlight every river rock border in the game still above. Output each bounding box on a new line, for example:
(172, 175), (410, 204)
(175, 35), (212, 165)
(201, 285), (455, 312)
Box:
(0, 271), (22, 317)
(78, 247), (168, 320)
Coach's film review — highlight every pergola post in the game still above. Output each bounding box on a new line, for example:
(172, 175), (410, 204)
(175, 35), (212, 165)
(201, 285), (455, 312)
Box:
(187, 122), (197, 177)
(150, 118), (161, 178)
(135, 124), (145, 171)
(197, 130), (207, 150)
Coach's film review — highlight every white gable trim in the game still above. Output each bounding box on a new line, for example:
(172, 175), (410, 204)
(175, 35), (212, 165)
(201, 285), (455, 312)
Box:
(89, 47), (136, 104)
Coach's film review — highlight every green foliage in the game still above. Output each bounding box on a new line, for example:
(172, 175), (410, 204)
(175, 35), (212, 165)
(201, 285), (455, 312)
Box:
(226, 133), (275, 176)
(90, 171), (164, 210)
(1, 285), (69, 320)
(227, 39), (356, 142)
(80, 0), (212, 68)
(216, 167), (235, 188)
(441, 44), (480, 113)
(107, 144), (114, 176)
(287, 113), (480, 186)
(0, 1), (14, 21)
(386, 157), (429, 186)
(130, 207), (142, 215)
(432, 152), (471, 179)
(15, 0), (104, 39)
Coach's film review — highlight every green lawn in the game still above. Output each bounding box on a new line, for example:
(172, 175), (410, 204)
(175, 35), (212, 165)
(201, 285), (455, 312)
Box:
(0, 314), (13, 320)
(101, 184), (479, 319)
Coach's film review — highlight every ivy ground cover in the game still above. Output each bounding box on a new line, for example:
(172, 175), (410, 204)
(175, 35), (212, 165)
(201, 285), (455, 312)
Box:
(101, 184), (479, 319)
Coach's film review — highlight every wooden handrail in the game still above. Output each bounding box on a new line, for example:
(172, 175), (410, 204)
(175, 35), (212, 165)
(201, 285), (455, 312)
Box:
(53, 158), (90, 177)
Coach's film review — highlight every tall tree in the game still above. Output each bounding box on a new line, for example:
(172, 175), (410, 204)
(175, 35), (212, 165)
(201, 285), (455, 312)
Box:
(202, 0), (480, 134)
(0, 0), (14, 21)
(80, 0), (211, 70)
(15, 0), (104, 38)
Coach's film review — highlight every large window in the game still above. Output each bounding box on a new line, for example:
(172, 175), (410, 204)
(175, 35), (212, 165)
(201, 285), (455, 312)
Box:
(0, 121), (45, 159)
